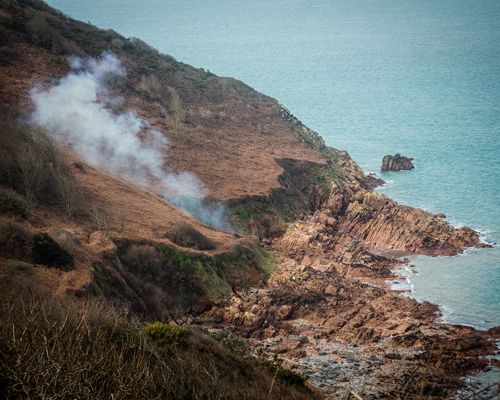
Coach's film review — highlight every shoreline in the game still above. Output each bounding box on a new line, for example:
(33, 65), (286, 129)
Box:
(205, 164), (499, 398)
(372, 173), (499, 331)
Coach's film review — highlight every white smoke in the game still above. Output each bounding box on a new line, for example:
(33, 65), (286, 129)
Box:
(30, 51), (230, 229)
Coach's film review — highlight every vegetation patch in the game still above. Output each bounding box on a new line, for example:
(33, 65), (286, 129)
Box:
(256, 352), (308, 389)
(0, 115), (82, 218)
(0, 221), (32, 261)
(143, 322), (191, 347)
(0, 259), (35, 280)
(32, 233), (74, 270)
(168, 222), (216, 250)
(154, 243), (231, 305)
(0, 189), (28, 218)
(228, 157), (342, 237)
(211, 330), (248, 355)
(106, 240), (275, 319)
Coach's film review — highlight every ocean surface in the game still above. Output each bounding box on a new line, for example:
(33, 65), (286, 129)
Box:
(47, 0), (500, 330)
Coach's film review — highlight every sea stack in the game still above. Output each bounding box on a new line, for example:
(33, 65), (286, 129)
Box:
(381, 153), (414, 171)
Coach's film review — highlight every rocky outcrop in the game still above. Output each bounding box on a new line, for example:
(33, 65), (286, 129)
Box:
(203, 155), (494, 399)
(381, 153), (414, 171)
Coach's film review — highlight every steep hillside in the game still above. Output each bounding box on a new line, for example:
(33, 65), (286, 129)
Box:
(0, 1), (498, 399)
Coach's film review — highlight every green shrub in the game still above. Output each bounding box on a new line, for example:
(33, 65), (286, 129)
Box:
(0, 221), (32, 260)
(143, 322), (191, 347)
(211, 330), (248, 355)
(0, 189), (28, 217)
(32, 233), (74, 270)
(168, 222), (215, 250)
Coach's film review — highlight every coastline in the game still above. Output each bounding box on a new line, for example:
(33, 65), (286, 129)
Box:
(204, 160), (499, 398)
(0, 1), (497, 396)
(372, 171), (499, 331)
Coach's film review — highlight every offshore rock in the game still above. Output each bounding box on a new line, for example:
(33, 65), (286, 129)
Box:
(381, 153), (414, 171)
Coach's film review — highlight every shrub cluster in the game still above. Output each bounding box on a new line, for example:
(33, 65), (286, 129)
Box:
(143, 322), (191, 347)
(32, 233), (74, 270)
(0, 115), (81, 218)
(168, 222), (216, 250)
(0, 221), (33, 260)
(0, 189), (28, 218)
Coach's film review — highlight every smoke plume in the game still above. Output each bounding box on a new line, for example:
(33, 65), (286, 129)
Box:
(30, 52), (229, 229)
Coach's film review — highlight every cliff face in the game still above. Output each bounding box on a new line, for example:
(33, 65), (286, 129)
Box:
(0, 1), (496, 398)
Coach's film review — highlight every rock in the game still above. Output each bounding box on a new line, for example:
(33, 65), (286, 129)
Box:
(384, 352), (403, 360)
(365, 173), (385, 189)
(381, 154), (414, 172)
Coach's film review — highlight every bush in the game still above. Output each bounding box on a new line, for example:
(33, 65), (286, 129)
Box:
(121, 244), (163, 280)
(12, 125), (58, 205)
(51, 166), (82, 218)
(143, 322), (191, 347)
(48, 229), (80, 253)
(0, 221), (32, 260)
(168, 222), (215, 250)
(0, 189), (28, 217)
(0, 115), (82, 216)
(32, 233), (74, 270)
(211, 330), (248, 355)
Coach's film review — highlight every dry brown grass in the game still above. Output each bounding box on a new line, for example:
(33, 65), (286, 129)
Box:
(0, 270), (319, 400)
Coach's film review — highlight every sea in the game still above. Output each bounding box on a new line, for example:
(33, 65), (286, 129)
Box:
(46, 0), (500, 331)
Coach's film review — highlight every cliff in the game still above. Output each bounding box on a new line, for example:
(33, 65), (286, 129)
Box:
(0, 1), (496, 399)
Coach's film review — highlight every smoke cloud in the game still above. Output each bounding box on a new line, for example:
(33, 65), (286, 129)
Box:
(30, 52), (230, 229)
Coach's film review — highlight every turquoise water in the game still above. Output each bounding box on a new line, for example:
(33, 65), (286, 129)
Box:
(48, 0), (500, 329)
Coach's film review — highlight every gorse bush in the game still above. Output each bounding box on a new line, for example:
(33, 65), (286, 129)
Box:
(143, 322), (191, 347)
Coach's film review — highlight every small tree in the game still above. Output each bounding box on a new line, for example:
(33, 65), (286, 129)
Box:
(53, 168), (81, 219)
(168, 87), (184, 138)
(17, 144), (47, 204)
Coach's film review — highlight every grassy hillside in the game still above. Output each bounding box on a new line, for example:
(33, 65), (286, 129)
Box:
(0, 265), (319, 400)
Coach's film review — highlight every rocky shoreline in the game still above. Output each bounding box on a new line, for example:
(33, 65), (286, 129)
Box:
(203, 156), (498, 399)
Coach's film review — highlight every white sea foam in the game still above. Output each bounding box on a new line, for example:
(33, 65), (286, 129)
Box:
(376, 179), (394, 190)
